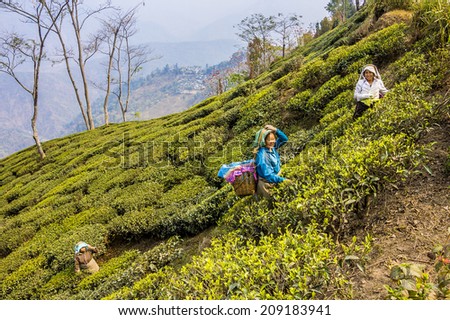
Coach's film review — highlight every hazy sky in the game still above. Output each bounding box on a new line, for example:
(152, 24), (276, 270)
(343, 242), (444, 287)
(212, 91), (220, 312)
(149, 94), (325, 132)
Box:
(0, 0), (331, 69)
(110, 0), (331, 42)
(0, 0), (330, 43)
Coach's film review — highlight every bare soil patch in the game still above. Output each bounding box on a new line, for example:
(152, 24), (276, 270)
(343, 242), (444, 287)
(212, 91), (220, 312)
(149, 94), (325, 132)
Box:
(352, 119), (450, 299)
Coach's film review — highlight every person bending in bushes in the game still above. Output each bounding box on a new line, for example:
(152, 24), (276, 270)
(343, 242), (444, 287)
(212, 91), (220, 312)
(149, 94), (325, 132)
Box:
(353, 64), (388, 119)
(253, 124), (290, 200)
(74, 241), (99, 273)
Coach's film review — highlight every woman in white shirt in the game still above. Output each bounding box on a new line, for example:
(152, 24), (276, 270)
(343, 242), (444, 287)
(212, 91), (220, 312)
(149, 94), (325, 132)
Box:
(353, 64), (389, 119)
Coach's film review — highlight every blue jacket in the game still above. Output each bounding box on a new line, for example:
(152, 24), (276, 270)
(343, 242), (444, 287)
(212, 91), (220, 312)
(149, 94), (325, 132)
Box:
(255, 129), (288, 183)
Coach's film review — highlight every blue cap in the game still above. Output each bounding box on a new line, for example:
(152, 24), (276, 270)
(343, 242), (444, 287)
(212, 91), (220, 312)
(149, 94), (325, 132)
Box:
(74, 241), (88, 254)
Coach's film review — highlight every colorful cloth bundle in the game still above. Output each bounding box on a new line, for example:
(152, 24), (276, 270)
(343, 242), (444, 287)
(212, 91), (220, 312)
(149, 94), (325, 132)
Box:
(218, 160), (257, 196)
(218, 159), (256, 183)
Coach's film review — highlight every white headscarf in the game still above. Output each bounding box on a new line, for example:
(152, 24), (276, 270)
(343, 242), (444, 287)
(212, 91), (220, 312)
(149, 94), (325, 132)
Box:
(359, 64), (382, 81)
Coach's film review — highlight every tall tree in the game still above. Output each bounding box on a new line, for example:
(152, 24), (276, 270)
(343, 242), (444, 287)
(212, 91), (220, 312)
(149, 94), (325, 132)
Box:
(315, 17), (333, 37)
(42, 0), (113, 130)
(96, 4), (155, 125)
(246, 37), (263, 79)
(273, 13), (302, 58)
(0, 1), (64, 159)
(235, 13), (276, 78)
(111, 9), (153, 122)
(96, 9), (123, 126)
(326, 0), (356, 23)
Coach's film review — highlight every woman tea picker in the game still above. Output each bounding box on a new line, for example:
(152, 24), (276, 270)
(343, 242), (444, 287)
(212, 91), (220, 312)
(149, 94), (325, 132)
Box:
(353, 64), (388, 119)
(253, 124), (290, 199)
(74, 241), (99, 273)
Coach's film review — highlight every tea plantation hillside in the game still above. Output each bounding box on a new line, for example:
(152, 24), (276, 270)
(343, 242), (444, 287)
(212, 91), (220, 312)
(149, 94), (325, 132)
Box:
(1, 3), (449, 300)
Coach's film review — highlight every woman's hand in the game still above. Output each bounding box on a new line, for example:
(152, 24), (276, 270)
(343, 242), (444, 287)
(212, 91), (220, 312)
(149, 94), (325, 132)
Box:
(264, 124), (277, 132)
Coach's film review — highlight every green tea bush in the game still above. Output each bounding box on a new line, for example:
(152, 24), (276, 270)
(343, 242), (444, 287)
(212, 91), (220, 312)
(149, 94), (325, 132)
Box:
(383, 51), (427, 86)
(305, 74), (355, 115)
(233, 89), (281, 134)
(359, 74), (434, 139)
(224, 195), (302, 240)
(117, 226), (348, 299)
(42, 224), (107, 272)
(335, 235), (373, 275)
(413, 0), (450, 47)
(108, 182), (229, 242)
(40, 267), (81, 299)
(324, 46), (367, 76)
(373, 1), (415, 18)
(107, 208), (161, 241)
(223, 80), (256, 102)
(255, 56), (303, 89)
(34, 193), (78, 210)
(322, 90), (354, 116)
(1, 255), (52, 299)
(0, 203), (82, 256)
(218, 100), (246, 131)
(88, 168), (136, 194)
(195, 126), (229, 160)
(154, 166), (196, 191)
(301, 19), (355, 59)
(285, 89), (313, 113)
(0, 223), (35, 257)
(90, 236), (183, 300)
(346, 56), (374, 75)
(292, 58), (327, 91)
(427, 47), (450, 88)
(280, 127), (426, 234)
(156, 176), (212, 207)
(46, 172), (100, 197)
(105, 267), (172, 300)
(179, 101), (223, 125)
(61, 207), (117, 228)
(0, 196), (30, 217)
(161, 190), (223, 233)
(385, 263), (436, 299)
(311, 107), (353, 146)
(278, 128), (313, 161)
(78, 250), (140, 291)
(112, 182), (164, 214)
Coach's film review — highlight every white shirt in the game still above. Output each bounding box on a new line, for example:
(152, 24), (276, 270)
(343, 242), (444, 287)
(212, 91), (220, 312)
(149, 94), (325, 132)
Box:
(354, 78), (388, 102)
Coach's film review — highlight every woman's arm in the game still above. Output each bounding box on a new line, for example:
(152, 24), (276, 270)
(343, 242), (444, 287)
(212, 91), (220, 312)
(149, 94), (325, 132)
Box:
(87, 244), (98, 253)
(275, 129), (288, 149)
(74, 256), (81, 272)
(354, 80), (372, 101)
(378, 79), (389, 96)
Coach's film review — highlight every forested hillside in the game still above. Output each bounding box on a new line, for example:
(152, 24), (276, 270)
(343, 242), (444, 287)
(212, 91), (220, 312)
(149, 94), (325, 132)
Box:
(0, 2), (449, 300)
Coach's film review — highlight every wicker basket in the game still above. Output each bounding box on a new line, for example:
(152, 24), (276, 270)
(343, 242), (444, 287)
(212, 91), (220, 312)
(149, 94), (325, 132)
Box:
(231, 171), (256, 196)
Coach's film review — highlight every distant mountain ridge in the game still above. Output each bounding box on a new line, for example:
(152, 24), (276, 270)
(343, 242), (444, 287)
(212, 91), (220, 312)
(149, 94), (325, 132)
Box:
(143, 39), (240, 72)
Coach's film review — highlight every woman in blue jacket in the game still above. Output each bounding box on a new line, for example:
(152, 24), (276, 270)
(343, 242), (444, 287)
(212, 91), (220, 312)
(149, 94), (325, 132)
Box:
(253, 124), (289, 199)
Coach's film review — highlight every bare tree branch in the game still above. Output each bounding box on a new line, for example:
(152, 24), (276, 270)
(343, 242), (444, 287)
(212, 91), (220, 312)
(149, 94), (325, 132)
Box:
(0, 1), (63, 159)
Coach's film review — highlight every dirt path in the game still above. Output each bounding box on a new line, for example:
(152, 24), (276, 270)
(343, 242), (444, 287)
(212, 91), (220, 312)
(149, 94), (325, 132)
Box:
(352, 120), (450, 299)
